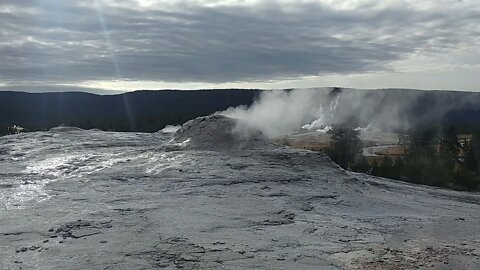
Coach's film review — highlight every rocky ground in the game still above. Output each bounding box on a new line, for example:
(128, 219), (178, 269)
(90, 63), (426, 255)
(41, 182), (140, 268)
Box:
(1, 116), (479, 269)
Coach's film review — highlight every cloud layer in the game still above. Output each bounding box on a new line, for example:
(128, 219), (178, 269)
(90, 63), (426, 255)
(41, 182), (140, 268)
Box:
(0, 0), (479, 87)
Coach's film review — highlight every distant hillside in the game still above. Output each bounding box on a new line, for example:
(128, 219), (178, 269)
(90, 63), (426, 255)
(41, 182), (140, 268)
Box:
(333, 88), (480, 132)
(1, 88), (480, 136)
(0, 89), (260, 135)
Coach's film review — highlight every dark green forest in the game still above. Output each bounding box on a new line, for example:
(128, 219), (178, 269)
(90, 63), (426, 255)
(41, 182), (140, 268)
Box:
(0, 89), (261, 136)
(3, 88), (480, 137)
(327, 125), (480, 191)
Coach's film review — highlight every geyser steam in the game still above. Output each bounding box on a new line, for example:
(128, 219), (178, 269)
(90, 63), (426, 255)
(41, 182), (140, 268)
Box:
(220, 88), (337, 138)
(219, 87), (416, 138)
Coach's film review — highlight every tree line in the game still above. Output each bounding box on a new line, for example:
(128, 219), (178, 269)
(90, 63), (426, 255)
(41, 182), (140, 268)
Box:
(327, 125), (480, 191)
(0, 90), (260, 136)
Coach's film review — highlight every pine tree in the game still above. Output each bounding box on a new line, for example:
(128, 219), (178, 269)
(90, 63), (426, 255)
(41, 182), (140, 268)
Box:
(465, 133), (480, 172)
(379, 156), (394, 178)
(327, 124), (363, 170)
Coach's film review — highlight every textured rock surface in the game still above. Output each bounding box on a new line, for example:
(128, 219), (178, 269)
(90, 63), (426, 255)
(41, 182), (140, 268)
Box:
(173, 115), (268, 150)
(48, 126), (86, 133)
(0, 117), (479, 269)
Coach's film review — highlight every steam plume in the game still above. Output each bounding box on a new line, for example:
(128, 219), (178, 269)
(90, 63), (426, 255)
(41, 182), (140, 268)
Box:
(219, 88), (417, 138)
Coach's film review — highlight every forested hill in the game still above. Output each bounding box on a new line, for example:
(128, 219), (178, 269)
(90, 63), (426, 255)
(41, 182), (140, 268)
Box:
(0, 89), (261, 135)
(334, 88), (480, 132)
(2, 88), (480, 136)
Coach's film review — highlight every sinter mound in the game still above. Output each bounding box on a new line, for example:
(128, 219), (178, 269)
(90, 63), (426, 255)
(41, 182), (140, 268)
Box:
(172, 115), (268, 150)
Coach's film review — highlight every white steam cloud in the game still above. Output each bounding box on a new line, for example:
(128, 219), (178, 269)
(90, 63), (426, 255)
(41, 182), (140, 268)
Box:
(219, 88), (417, 138)
(220, 88), (335, 138)
(161, 125), (181, 133)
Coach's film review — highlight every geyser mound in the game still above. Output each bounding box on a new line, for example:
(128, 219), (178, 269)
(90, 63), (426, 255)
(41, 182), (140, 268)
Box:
(172, 115), (269, 150)
(48, 126), (85, 133)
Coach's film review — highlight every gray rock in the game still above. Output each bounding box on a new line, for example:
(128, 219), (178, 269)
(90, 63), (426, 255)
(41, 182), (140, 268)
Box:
(172, 115), (268, 150)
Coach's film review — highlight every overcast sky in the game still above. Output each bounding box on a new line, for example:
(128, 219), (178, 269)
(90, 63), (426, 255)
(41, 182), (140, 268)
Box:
(0, 0), (479, 93)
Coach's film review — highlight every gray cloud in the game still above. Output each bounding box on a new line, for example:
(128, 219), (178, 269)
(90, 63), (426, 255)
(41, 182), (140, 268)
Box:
(0, 0), (478, 85)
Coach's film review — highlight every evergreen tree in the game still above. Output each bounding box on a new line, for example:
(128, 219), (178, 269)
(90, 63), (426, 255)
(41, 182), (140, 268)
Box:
(371, 161), (379, 175)
(438, 126), (459, 171)
(465, 133), (480, 172)
(327, 124), (363, 170)
(379, 156), (394, 178)
(454, 166), (479, 191)
(352, 155), (370, 173)
(392, 158), (405, 178)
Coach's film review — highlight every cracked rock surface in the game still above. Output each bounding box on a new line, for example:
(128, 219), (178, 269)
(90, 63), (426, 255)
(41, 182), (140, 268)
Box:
(1, 116), (480, 269)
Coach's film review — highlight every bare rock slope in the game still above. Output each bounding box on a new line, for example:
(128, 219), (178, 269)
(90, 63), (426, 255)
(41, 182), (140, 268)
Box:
(173, 115), (268, 150)
(0, 116), (479, 269)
